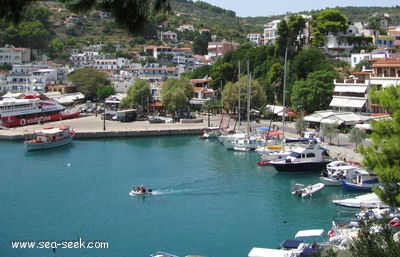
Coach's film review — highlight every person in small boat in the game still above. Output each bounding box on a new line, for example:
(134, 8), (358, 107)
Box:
(137, 185), (146, 193)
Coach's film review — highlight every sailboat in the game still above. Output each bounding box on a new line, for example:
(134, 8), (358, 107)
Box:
(219, 61), (247, 146)
(229, 61), (264, 151)
(258, 48), (293, 162)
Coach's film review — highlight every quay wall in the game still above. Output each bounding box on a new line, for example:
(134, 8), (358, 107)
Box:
(0, 128), (203, 141)
(74, 129), (203, 139)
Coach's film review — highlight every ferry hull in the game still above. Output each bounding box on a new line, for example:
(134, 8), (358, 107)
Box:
(1, 111), (80, 128)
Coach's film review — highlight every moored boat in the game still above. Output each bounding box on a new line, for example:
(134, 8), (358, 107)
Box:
(292, 183), (325, 198)
(0, 95), (80, 128)
(332, 192), (389, 209)
(266, 142), (331, 172)
(24, 125), (75, 151)
(340, 169), (380, 191)
(319, 160), (360, 186)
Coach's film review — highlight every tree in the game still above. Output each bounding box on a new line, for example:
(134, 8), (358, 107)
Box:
(311, 9), (348, 47)
(0, 0), (171, 34)
(97, 85), (115, 101)
(161, 78), (193, 115)
(321, 123), (339, 145)
(349, 216), (400, 257)
(192, 31), (211, 55)
(348, 126), (366, 152)
(46, 38), (66, 60)
(359, 86), (400, 209)
(275, 19), (290, 57)
(222, 75), (266, 113)
(161, 87), (189, 114)
(295, 117), (307, 135)
(120, 79), (151, 109)
(292, 47), (333, 80)
(266, 63), (284, 105)
(290, 69), (336, 114)
(67, 67), (111, 100)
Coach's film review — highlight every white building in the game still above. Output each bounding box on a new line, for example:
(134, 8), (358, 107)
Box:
(0, 45), (30, 65)
(263, 20), (280, 45)
(246, 33), (262, 45)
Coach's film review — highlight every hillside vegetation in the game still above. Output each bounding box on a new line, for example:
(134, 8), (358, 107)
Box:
(31, 1), (400, 49)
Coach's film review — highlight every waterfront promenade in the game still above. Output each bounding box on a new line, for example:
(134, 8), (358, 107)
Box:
(0, 114), (364, 162)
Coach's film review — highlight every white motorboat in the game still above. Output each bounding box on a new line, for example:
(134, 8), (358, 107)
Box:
(267, 142), (331, 172)
(199, 126), (221, 139)
(233, 146), (251, 152)
(332, 192), (389, 209)
(248, 229), (325, 257)
(292, 183), (325, 198)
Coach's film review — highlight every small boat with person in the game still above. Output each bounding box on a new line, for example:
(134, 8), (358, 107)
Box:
(129, 185), (153, 196)
(292, 183), (325, 198)
(24, 125), (75, 151)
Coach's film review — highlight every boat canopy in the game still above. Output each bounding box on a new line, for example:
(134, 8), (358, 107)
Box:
(294, 229), (324, 239)
(248, 247), (289, 257)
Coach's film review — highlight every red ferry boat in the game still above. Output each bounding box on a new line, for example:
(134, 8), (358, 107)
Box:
(0, 95), (80, 128)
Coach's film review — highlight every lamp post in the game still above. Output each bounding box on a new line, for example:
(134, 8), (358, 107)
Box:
(95, 98), (98, 117)
(103, 101), (106, 131)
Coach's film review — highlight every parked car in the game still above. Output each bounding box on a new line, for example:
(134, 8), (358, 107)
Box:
(149, 117), (165, 124)
(101, 113), (116, 120)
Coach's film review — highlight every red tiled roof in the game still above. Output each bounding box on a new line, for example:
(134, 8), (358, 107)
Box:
(371, 58), (400, 68)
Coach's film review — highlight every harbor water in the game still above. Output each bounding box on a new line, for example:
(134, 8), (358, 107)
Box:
(0, 136), (348, 257)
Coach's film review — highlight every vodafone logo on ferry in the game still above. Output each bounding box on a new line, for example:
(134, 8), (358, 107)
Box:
(19, 116), (52, 126)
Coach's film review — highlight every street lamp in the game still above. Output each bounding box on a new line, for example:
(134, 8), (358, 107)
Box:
(95, 98), (98, 117)
(103, 101), (106, 131)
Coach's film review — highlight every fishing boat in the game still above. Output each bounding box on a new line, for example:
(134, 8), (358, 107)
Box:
(0, 95), (80, 128)
(340, 169), (380, 191)
(292, 183), (325, 198)
(24, 125), (75, 151)
(319, 160), (360, 186)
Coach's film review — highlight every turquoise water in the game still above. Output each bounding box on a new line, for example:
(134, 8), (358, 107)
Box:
(0, 136), (346, 257)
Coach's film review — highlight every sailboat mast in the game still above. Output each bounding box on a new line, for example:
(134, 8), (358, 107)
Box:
(247, 60), (251, 136)
(282, 48), (288, 138)
(238, 61), (241, 130)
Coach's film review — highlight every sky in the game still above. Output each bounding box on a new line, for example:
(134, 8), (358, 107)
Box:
(200, 0), (397, 17)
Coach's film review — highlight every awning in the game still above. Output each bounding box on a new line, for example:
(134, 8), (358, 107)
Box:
(320, 116), (342, 125)
(355, 123), (372, 131)
(329, 98), (349, 107)
(348, 99), (366, 108)
(265, 105), (284, 115)
(304, 114), (323, 123)
(334, 85), (368, 93)
(329, 98), (366, 108)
